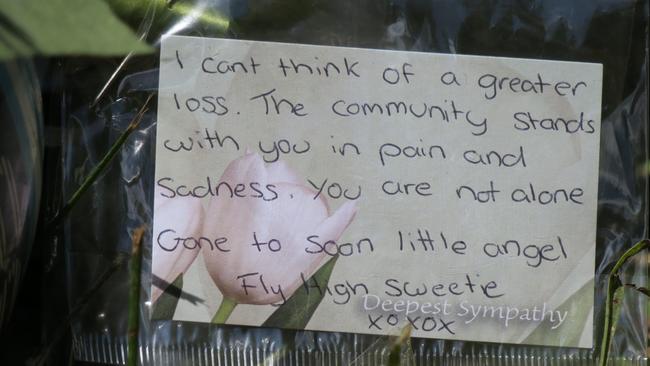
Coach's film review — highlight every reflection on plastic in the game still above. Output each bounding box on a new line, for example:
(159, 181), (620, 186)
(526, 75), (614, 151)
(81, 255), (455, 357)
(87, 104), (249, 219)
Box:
(63, 0), (647, 364)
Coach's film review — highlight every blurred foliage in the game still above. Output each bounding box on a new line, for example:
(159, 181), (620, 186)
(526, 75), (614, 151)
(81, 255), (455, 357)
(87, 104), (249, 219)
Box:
(105, 0), (229, 42)
(0, 0), (152, 60)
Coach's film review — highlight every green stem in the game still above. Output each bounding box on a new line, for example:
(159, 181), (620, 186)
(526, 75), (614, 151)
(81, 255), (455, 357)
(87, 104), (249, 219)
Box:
(609, 239), (649, 274)
(599, 239), (649, 366)
(48, 94), (153, 229)
(212, 297), (237, 324)
(127, 227), (146, 366)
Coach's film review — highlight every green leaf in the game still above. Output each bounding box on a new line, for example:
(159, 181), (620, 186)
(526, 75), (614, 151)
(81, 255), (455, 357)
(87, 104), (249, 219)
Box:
(0, 0), (152, 61)
(262, 257), (338, 328)
(151, 274), (183, 320)
(523, 279), (594, 347)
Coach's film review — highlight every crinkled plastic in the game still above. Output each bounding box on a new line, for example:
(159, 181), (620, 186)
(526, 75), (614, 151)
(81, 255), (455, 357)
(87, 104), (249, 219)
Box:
(61, 0), (648, 364)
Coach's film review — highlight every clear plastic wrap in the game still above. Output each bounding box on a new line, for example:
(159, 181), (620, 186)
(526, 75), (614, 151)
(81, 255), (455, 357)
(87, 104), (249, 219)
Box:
(60, 1), (648, 364)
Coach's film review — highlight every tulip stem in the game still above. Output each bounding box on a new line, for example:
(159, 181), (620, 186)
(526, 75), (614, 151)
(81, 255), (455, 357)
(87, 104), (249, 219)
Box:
(212, 297), (237, 324)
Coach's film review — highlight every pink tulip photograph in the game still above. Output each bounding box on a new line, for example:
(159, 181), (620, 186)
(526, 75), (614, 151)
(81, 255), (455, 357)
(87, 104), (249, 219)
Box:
(151, 188), (204, 303)
(3, 2), (648, 365)
(151, 152), (357, 325)
(204, 152), (357, 322)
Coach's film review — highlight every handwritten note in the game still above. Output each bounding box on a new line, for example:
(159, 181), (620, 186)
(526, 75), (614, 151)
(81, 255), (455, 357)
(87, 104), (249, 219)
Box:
(153, 35), (602, 348)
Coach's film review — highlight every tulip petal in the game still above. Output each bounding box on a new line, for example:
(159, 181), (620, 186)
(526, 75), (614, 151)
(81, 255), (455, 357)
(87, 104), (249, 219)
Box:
(262, 200), (358, 304)
(306, 200), (358, 270)
(202, 155), (358, 306)
(203, 183), (331, 304)
(313, 201), (358, 244)
(266, 160), (303, 185)
(152, 195), (204, 302)
(219, 152), (267, 185)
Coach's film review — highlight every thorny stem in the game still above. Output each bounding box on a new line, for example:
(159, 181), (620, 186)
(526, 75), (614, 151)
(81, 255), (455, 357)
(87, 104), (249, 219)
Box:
(127, 226), (146, 366)
(388, 325), (412, 366)
(598, 239), (649, 366)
